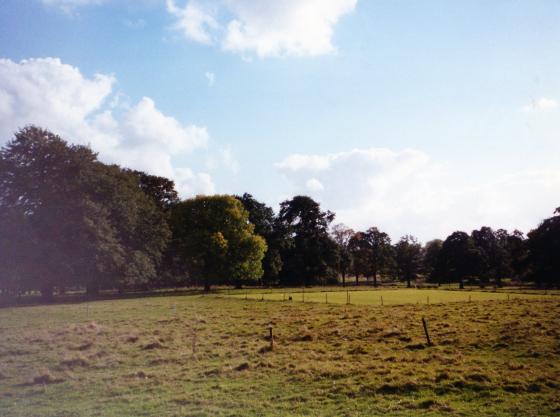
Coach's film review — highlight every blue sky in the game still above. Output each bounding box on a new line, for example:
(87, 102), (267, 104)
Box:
(1, 0), (559, 241)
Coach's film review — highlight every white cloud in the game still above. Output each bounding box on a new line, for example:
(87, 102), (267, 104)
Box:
(167, 0), (219, 45)
(167, 0), (357, 57)
(175, 168), (216, 196)
(123, 97), (208, 154)
(306, 178), (324, 192)
(276, 148), (560, 242)
(0, 57), (214, 197)
(205, 71), (215, 86)
(522, 97), (558, 112)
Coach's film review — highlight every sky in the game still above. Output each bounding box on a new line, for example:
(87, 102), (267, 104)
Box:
(0, 0), (559, 242)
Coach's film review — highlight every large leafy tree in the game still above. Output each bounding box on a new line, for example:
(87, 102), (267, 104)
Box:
(235, 193), (287, 285)
(170, 195), (267, 291)
(527, 208), (560, 288)
(277, 196), (337, 285)
(0, 126), (170, 298)
(394, 235), (422, 288)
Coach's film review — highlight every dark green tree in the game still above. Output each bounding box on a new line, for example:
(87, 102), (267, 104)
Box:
(128, 170), (179, 210)
(394, 235), (422, 288)
(434, 231), (483, 288)
(471, 227), (512, 287)
(348, 231), (369, 286)
(423, 239), (443, 282)
(505, 230), (529, 279)
(277, 196), (337, 286)
(170, 195), (267, 291)
(527, 208), (560, 288)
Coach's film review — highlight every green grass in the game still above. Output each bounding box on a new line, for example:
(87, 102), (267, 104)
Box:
(225, 288), (553, 305)
(0, 290), (559, 416)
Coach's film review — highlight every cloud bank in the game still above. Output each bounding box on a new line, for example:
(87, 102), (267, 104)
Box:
(276, 148), (560, 241)
(167, 0), (357, 57)
(0, 57), (214, 196)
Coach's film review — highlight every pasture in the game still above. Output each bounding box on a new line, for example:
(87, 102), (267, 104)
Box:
(0, 289), (559, 416)
(225, 288), (552, 305)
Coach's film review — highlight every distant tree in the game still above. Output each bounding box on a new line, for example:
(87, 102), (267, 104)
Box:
(527, 208), (560, 288)
(434, 231), (483, 288)
(363, 227), (393, 287)
(423, 239), (443, 281)
(348, 231), (369, 285)
(471, 227), (511, 287)
(235, 193), (287, 285)
(170, 195), (267, 291)
(506, 230), (530, 279)
(347, 227), (392, 287)
(331, 223), (355, 286)
(394, 235), (423, 288)
(0, 126), (171, 299)
(277, 196), (337, 286)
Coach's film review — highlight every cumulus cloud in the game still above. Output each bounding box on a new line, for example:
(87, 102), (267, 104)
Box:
(276, 148), (560, 241)
(167, 0), (357, 57)
(0, 57), (214, 197)
(167, 0), (219, 45)
(522, 97), (558, 112)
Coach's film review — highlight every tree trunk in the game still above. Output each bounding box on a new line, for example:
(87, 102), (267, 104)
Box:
(459, 279), (464, 289)
(342, 272), (346, 287)
(355, 274), (359, 286)
(406, 276), (411, 288)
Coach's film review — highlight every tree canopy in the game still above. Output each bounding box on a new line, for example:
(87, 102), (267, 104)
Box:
(170, 195), (267, 290)
(0, 126), (170, 298)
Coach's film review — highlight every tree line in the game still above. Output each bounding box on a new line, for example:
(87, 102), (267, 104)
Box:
(0, 127), (558, 300)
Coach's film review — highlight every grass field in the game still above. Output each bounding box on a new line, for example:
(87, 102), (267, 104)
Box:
(224, 288), (553, 305)
(1, 290), (559, 416)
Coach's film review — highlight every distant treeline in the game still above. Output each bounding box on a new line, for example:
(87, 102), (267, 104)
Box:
(0, 127), (558, 300)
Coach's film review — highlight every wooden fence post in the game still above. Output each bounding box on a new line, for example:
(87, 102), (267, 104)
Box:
(422, 317), (432, 346)
(268, 325), (274, 350)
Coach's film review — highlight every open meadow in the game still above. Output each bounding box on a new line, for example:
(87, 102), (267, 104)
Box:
(225, 288), (554, 306)
(1, 289), (559, 417)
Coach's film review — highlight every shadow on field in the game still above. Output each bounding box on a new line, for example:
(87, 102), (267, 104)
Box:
(0, 287), (216, 309)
